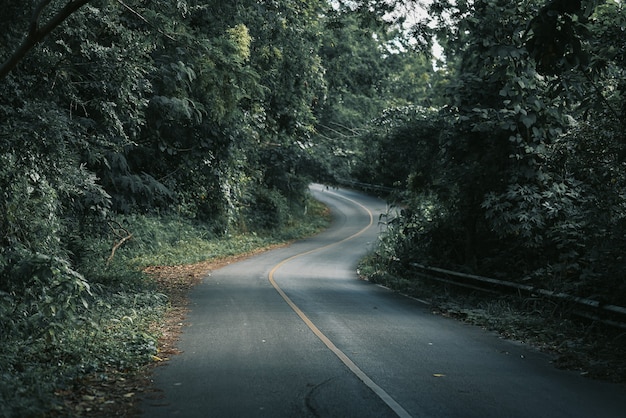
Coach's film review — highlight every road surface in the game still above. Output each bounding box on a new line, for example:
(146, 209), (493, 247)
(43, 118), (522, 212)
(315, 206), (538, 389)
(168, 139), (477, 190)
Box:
(142, 184), (626, 417)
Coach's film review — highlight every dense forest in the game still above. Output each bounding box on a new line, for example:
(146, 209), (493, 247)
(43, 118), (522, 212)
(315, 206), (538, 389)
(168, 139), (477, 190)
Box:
(1, 0), (624, 415)
(356, 0), (626, 306)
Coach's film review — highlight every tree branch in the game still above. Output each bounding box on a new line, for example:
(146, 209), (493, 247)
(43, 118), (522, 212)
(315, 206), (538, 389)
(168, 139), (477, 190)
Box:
(30, 0), (54, 36)
(581, 69), (621, 122)
(0, 0), (92, 80)
(107, 221), (133, 265)
(317, 123), (363, 139)
(115, 0), (176, 42)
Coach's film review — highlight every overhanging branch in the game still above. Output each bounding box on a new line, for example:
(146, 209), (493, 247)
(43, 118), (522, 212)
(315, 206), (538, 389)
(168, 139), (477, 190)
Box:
(0, 0), (92, 80)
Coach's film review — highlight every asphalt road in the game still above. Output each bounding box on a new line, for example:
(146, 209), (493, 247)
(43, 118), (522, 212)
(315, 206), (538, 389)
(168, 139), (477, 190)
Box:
(142, 184), (626, 417)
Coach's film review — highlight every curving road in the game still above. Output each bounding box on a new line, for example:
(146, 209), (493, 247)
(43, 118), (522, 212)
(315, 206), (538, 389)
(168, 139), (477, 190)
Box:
(142, 184), (626, 417)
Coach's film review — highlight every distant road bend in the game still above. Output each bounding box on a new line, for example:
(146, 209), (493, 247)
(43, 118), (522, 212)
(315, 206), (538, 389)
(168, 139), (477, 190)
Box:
(142, 184), (626, 418)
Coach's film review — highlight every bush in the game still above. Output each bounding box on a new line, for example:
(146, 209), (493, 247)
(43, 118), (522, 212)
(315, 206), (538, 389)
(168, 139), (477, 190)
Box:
(0, 284), (166, 417)
(240, 186), (291, 231)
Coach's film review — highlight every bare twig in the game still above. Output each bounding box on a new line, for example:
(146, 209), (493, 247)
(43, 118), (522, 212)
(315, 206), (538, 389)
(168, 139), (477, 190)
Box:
(317, 123), (363, 139)
(107, 221), (133, 265)
(115, 0), (176, 42)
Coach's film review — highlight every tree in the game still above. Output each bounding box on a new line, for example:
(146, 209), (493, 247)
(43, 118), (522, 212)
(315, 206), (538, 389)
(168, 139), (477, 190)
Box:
(367, 0), (626, 302)
(313, 1), (442, 182)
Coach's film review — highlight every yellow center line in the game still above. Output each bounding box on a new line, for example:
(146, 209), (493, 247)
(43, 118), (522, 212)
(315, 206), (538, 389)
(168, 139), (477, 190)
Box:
(268, 190), (412, 418)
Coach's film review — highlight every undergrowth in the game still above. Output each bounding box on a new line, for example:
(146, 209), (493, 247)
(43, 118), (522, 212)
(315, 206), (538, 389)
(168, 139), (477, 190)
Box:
(0, 196), (330, 417)
(0, 278), (166, 417)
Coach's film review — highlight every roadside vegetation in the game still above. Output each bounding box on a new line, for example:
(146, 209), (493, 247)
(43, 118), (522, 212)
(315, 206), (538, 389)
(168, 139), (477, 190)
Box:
(359, 252), (626, 384)
(350, 0), (626, 308)
(352, 1), (626, 381)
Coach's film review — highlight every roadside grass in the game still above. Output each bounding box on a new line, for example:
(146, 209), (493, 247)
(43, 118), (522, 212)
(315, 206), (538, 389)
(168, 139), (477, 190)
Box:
(124, 205), (329, 268)
(358, 253), (626, 384)
(0, 198), (330, 418)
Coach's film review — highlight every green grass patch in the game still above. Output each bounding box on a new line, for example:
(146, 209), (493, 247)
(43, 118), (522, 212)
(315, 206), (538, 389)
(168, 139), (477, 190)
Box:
(121, 198), (330, 268)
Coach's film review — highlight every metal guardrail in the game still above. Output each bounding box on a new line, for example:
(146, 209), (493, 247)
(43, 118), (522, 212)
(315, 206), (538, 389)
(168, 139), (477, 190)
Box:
(409, 262), (626, 329)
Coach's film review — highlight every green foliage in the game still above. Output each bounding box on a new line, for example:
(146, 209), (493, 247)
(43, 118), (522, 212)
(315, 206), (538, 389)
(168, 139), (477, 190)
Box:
(0, 283), (165, 417)
(312, 3), (444, 182)
(358, 0), (626, 304)
(353, 105), (441, 190)
(241, 186), (291, 231)
(525, 0), (602, 76)
(3, 253), (91, 341)
(1, 0), (328, 288)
